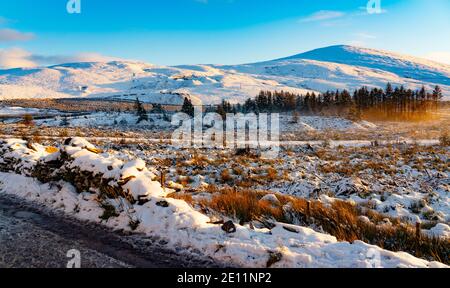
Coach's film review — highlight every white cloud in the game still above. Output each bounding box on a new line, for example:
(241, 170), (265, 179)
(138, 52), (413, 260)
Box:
(299, 10), (345, 23)
(0, 48), (133, 69)
(354, 32), (376, 39)
(77, 53), (129, 62)
(29, 52), (127, 65)
(423, 52), (450, 65)
(0, 28), (34, 42)
(0, 48), (36, 68)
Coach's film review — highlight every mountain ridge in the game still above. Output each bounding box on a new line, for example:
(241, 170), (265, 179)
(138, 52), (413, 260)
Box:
(0, 45), (449, 103)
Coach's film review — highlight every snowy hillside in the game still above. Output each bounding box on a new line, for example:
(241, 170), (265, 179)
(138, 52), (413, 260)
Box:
(221, 45), (450, 99)
(0, 61), (313, 105)
(281, 45), (450, 86)
(0, 45), (449, 103)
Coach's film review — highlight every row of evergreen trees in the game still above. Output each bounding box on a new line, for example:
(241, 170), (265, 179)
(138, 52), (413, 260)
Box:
(210, 83), (443, 120)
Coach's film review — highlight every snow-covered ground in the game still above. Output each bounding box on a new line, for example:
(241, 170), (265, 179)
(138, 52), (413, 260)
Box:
(34, 112), (172, 129)
(0, 106), (60, 117)
(1, 45), (448, 104)
(0, 138), (447, 268)
(280, 115), (377, 132)
(0, 108), (380, 134)
(111, 137), (449, 240)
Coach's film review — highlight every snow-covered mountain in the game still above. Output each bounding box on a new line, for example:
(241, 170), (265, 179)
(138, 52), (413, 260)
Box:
(281, 45), (450, 86)
(219, 45), (450, 99)
(0, 61), (313, 105)
(0, 45), (449, 104)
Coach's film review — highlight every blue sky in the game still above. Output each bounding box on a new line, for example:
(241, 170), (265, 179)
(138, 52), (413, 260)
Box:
(0, 0), (449, 67)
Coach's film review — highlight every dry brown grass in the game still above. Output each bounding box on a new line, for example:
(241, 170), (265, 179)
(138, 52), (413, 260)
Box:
(190, 153), (211, 168)
(166, 192), (193, 203)
(204, 188), (285, 223)
(440, 132), (450, 146)
(266, 167), (279, 181)
(169, 187), (449, 264)
(177, 175), (193, 186)
(220, 169), (233, 184)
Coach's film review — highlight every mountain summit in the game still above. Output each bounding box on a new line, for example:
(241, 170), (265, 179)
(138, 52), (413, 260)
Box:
(278, 45), (450, 86)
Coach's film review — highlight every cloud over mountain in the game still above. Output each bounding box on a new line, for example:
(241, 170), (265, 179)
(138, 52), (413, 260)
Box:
(0, 28), (34, 42)
(0, 48), (131, 69)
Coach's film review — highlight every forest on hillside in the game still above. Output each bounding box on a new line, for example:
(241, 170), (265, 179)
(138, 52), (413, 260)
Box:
(202, 83), (444, 121)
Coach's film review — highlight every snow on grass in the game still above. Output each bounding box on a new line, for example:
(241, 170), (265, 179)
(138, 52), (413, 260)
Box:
(0, 106), (57, 116)
(281, 115), (376, 132)
(33, 112), (172, 129)
(0, 138), (447, 268)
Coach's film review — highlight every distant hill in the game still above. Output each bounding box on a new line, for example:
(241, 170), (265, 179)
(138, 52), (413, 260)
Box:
(1, 45), (449, 104)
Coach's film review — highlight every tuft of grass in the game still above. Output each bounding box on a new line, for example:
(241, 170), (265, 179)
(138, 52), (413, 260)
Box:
(22, 114), (34, 126)
(99, 202), (119, 221)
(266, 167), (279, 181)
(181, 187), (449, 264)
(204, 188), (285, 224)
(220, 169), (233, 184)
(439, 132), (450, 146)
(129, 219), (140, 231)
(167, 192), (193, 204)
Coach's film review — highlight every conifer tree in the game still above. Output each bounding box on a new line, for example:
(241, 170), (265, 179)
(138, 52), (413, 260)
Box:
(181, 97), (195, 117)
(135, 98), (149, 124)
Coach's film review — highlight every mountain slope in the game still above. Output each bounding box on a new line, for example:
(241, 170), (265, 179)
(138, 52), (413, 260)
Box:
(0, 61), (313, 105)
(0, 45), (449, 104)
(280, 45), (450, 86)
(219, 45), (450, 99)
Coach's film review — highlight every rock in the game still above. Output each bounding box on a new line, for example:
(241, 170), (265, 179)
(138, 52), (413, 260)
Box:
(358, 216), (371, 224)
(260, 194), (281, 206)
(118, 175), (136, 186)
(138, 196), (150, 206)
(266, 251), (283, 268)
(156, 200), (169, 208)
(168, 181), (184, 191)
(282, 225), (299, 234)
(335, 177), (368, 197)
(435, 172), (448, 179)
(208, 217), (224, 225)
(221, 221), (236, 233)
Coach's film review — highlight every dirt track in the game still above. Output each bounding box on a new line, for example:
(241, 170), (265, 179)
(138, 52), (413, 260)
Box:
(0, 194), (221, 268)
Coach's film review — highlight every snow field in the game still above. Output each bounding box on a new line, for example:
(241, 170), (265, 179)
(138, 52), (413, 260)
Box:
(0, 137), (447, 268)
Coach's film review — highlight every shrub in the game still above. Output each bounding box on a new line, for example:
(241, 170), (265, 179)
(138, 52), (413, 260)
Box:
(22, 114), (34, 126)
(220, 169), (233, 183)
(99, 202), (119, 221)
(439, 132), (450, 146)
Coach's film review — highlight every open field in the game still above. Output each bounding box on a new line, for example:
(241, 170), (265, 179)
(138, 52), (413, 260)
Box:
(0, 100), (449, 267)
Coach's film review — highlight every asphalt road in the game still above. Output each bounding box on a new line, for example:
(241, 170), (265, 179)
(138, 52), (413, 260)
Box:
(0, 194), (220, 268)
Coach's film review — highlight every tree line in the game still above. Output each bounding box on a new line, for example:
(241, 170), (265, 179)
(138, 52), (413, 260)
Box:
(206, 83), (444, 121)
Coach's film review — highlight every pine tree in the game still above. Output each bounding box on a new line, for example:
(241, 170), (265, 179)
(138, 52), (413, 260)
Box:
(432, 85), (443, 111)
(432, 85), (443, 100)
(181, 97), (195, 117)
(135, 98), (149, 124)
